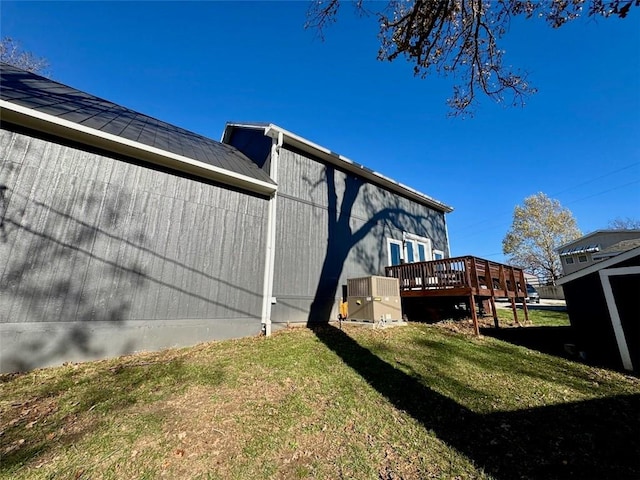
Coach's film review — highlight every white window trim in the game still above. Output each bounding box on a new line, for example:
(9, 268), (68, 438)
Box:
(403, 232), (433, 262)
(387, 238), (403, 266)
(388, 233), (442, 265)
(433, 249), (445, 260)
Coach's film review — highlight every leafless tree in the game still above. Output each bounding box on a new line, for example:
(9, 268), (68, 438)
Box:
(307, 0), (637, 116)
(0, 37), (49, 75)
(607, 216), (640, 229)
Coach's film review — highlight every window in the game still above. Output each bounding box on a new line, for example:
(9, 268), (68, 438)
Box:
(578, 255), (588, 263)
(406, 242), (415, 263)
(387, 239), (403, 266)
(388, 234), (439, 266)
(403, 233), (433, 263)
(565, 257), (574, 265)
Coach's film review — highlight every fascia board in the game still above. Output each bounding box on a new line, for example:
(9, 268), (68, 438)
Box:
(1, 101), (277, 196)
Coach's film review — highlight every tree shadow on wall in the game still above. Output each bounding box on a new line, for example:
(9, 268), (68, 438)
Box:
(305, 165), (445, 324)
(0, 174), (149, 372)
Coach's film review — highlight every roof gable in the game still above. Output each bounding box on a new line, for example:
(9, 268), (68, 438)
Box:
(223, 122), (453, 213)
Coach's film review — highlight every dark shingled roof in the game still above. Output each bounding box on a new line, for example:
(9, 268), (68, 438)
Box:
(0, 63), (274, 186)
(595, 238), (640, 257)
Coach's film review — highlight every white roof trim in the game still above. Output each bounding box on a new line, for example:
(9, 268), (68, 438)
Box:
(557, 245), (640, 285)
(225, 122), (453, 213)
(1, 100), (277, 196)
(559, 244), (600, 256)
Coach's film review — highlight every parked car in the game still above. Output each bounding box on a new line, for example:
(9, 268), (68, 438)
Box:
(499, 283), (540, 303)
(521, 283), (540, 303)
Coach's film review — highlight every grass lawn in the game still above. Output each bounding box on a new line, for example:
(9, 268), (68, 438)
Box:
(497, 307), (571, 327)
(1, 312), (639, 479)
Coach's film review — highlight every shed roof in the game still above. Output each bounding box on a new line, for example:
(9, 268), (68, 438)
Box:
(0, 63), (276, 195)
(222, 122), (453, 214)
(593, 238), (640, 259)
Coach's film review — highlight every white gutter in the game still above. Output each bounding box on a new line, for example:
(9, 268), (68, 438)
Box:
(444, 216), (452, 257)
(259, 128), (283, 335)
(1, 100), (277, 196)
(226, 122), (453, 213)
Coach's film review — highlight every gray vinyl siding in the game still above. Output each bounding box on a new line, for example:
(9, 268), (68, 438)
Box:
(0, 127), (268, 372)
(271, 146), (449, 324)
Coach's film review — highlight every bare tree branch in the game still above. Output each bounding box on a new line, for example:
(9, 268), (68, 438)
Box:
(0, 37), (49, 76)
(306, 0), (637, 116)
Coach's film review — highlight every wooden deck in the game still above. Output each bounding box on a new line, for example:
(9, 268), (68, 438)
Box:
(385, 256), (529, 334)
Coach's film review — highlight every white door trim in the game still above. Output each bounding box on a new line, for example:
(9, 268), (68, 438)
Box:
(598, 266), (640, 371)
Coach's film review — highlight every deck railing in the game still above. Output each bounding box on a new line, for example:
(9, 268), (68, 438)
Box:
(385, 255), (527, 297)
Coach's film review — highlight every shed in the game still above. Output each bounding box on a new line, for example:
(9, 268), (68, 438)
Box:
(557, 246), (640, 372)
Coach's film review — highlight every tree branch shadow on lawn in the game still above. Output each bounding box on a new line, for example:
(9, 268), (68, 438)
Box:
(311, 324), (639, 479)
(480, 325), (576, 361)
(300, 157), (638, 478)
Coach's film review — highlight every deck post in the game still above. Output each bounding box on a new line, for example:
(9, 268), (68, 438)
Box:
(470, 294), (480, 335)
(522, 298), (530, 324)
(485, 260), (499, 328)
(490, 296), (499, 328)
(510, 297), (521, 326)
(518, 270), (530, 324)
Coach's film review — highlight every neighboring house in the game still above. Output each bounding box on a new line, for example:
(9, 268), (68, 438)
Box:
(557, 246), (640, 372)
(523, 272), (539, 286)
(557, 230), (640, 275)
(0, 64), (452, 372)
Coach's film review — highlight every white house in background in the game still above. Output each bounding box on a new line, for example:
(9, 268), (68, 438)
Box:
(557, 230), (640, 276)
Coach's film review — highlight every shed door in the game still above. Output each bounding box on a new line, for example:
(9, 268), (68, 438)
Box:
(610, 273), (640, 372)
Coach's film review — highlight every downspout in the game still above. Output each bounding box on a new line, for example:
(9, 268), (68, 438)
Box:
(260, 129), (283, 336)
(443, 213), (452, 257)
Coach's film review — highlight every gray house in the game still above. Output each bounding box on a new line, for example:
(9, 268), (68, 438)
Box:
(222, 122), (452, 328)
(557, 230), (640, 276)
(0, 64), (452, 373)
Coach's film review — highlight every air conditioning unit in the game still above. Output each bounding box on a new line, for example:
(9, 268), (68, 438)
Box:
(347, 276), (402, 322)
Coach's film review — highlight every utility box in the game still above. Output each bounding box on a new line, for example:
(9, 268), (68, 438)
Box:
(347, 276), (402, 322)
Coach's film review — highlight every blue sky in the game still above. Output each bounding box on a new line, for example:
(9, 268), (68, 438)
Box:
(2, 1), (639, 264)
